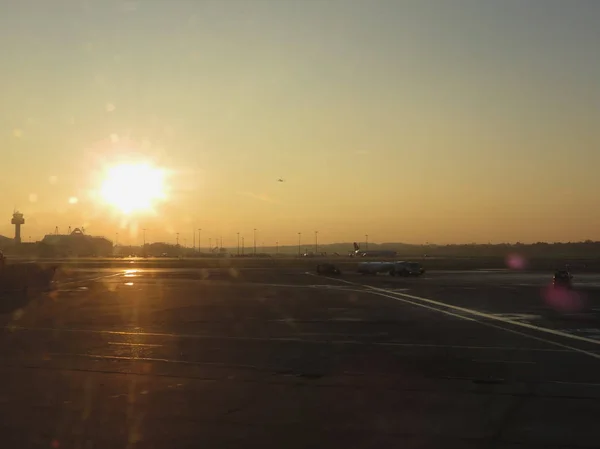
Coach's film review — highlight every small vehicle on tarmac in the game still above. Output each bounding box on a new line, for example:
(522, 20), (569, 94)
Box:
(553, 269), (573, 289)
(316, 263), (341, 275)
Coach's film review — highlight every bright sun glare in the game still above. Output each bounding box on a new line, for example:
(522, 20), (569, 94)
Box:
(100, 163), (167, 215)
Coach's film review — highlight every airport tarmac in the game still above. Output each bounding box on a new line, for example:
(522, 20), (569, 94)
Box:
(2, 266), (600, 448)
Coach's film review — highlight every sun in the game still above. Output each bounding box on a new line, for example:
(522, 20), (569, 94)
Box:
(100, 163), (167, 215)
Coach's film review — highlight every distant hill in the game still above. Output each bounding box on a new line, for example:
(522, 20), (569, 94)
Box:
(1, 236), (600, 259)
(116, 240), (600, 259)
(228, 241), (600, 259)
(301, 241), (600, 258)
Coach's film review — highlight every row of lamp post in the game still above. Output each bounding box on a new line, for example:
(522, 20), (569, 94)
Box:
(116, 228), (372, 256)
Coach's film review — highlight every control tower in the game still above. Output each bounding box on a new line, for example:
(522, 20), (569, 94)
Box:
(11, 211), (24, 244)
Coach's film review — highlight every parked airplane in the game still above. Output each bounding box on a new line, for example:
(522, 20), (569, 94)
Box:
(352, 242), (397, 258)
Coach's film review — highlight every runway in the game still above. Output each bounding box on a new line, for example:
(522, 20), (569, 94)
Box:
(2, 266), (600, 448)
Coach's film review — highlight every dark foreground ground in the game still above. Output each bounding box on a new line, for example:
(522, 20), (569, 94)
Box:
(2, 265), (600, 448)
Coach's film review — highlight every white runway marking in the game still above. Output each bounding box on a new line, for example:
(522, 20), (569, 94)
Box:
(492, 313), (542, 321)
(108, 342), (163, 347)
(308, 273), (600, 360)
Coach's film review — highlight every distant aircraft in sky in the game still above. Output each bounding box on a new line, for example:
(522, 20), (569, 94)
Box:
(276, 178), (285, 182)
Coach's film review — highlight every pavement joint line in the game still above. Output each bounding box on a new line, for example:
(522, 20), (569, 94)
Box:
(3, 326), (577, 353)
(307, 273), (600, 360)
(384, 343), (569, 352)
(47, 352), (276, 371)
(2, 362), (569, 394)
(471, 359), (536, 365)
(548, 380), (600, 387)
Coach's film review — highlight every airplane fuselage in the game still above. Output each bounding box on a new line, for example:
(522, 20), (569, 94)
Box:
(355, 250), (397, 258)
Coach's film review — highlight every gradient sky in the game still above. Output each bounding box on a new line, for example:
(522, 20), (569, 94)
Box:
(1, 0), (599, 246)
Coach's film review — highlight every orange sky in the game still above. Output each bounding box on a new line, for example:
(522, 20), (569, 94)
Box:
(1, 1), (599, 245)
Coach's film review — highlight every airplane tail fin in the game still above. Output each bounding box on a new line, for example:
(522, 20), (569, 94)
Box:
(353, 242), (360, 251)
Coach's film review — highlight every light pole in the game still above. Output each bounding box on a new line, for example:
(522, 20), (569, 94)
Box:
(115, 232), (119, 246)
(242, 236), (245, 255)
(176, 232), (179, 246)
(198, 229), (201, 253)
(365, 234), (369, 251)
(315, 231), (318, 254)
(142, 228), (148, 257)
(237, 232), (240, 256)
(253, 228), (257, 256)
(276, 241), (279, 255)
(298, 232), (301, 256)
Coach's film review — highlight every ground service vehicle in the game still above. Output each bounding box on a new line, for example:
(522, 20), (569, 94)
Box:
(316, 263), (341, 275)
(391, 262), (425, 277)
(553, 270), (573, 289)
(357, 261), (393, 275)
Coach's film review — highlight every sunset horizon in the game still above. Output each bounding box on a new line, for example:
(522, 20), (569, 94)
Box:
(2, 1), (599, 245)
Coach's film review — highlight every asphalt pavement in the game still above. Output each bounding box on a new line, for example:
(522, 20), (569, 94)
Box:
(1, 266), (600, 448)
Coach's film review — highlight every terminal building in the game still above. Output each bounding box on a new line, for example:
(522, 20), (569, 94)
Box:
(40, 228), (112, 257)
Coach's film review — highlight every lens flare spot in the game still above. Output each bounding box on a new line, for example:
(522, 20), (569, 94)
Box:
(542, 285), (587, 313)
(506, 253), (528, 270)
